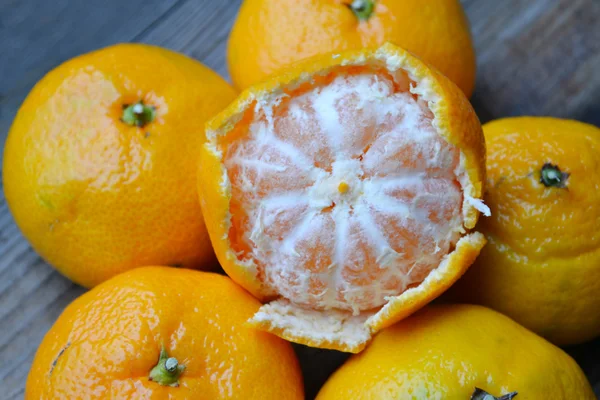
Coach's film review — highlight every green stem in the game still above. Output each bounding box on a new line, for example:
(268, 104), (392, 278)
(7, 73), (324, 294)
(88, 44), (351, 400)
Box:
(122, 101), (156, 127)
(540, 163), (569, 188)
(471, 387), (518, 400)
(149, 346), (185, 387)
(347, 0), (375, 21)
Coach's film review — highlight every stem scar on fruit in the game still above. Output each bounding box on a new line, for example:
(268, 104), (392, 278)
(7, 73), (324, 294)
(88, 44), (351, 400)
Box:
(346, 0), (375, 21)
(121, 101), (156, 128)
(471, 387), (518, 400)
(540, 162), (569, 188)
(149, 346), (185, 387)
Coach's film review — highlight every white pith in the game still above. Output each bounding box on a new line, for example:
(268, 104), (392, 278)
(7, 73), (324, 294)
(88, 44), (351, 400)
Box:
(223, 72), (467, 315)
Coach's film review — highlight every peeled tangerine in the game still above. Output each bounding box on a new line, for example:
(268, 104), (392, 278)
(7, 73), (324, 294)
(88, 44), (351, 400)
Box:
(199, 43), (488, 353)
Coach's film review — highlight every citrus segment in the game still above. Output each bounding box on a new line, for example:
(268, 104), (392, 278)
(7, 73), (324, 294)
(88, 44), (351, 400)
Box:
(225, 71), (464, 313)
(200, 43), (487, 352)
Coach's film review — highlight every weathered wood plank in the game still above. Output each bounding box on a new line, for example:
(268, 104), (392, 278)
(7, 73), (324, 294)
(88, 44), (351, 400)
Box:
(464, 0), (600, 124)
(136, 0), (242, 78)
(0, 1), (599, 399)
(1, 284), (85, 400)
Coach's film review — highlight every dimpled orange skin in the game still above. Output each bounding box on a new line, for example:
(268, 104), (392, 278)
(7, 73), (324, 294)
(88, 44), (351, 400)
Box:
(451, 117), (600, 346)
(317, 304), (595, 399)
(2, 43), (237, 288)
(25, 267), (304, 399)
(228, 0), (476, 96)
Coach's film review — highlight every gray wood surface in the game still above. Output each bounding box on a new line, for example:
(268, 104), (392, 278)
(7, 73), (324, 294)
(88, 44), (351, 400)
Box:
(1, 0), (599, 399)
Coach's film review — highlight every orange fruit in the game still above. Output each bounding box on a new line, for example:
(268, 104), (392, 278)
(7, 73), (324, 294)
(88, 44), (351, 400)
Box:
(199, 43), (488, 353)
(450, 117), (600, 346)
(316, 304), (595, 399)
(228, 0), (476, 96)
(25, 267), (304, 399)
(3, 43), (236, 288)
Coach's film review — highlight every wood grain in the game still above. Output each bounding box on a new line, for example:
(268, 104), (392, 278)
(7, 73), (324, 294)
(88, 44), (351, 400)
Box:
(0, 1), (599, 399)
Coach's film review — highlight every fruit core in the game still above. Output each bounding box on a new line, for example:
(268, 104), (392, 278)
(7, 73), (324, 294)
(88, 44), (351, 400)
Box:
(222, 67), (465, 315)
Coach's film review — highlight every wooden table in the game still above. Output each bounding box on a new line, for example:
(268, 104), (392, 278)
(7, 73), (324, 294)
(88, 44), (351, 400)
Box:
(1, 1), (599, 398)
